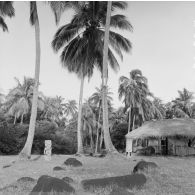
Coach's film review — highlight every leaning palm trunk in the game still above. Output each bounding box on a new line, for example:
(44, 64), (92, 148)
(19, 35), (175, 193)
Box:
(19, 3), (40, 159)
(102, 1), (117, 153)
(77, 73), (84, 154)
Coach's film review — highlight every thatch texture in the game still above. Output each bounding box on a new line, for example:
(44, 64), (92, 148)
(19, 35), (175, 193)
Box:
(126, 118), (195, 139)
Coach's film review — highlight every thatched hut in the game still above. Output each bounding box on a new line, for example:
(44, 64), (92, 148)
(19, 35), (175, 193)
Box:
(125, 118), (195, 156)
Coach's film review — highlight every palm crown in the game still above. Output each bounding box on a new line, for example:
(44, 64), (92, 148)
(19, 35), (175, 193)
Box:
(3, 77), (44, 123)
(52, 1), (132, 78)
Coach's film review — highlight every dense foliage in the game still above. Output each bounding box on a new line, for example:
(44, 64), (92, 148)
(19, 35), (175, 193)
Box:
(1, 74), (195, 155)
(0, 121), (76, 155)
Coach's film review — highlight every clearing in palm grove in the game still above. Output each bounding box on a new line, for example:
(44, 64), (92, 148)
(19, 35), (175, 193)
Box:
(0, 1), (195, 195)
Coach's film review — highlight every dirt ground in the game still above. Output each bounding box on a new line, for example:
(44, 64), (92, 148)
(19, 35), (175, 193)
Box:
(0, 154), (195, 195)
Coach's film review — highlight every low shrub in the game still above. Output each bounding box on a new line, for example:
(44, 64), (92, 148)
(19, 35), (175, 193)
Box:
(111, 123), (128, 152)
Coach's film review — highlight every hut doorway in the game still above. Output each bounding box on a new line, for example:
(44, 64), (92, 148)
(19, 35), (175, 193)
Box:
(161, 138), (168, 155)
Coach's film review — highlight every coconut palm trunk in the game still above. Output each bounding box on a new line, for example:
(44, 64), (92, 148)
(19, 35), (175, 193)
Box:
(19, 2), (40, 159)
(77, 73), (84, 154)
(99, 128), (104, 150)
(20, 114), (24, 124)
(102, 1), (117, 153)
(132, 114), (136, 130)
(14, 115), (16, 125)
(95, 103), (101, 153)
(87, 122), (94, 152)
(128, 106), (131, 132)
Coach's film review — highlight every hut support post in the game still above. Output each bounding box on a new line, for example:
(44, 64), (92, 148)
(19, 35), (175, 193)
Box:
(126, 138), (133, 158)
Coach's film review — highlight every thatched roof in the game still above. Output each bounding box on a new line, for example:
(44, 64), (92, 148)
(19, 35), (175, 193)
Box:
(126, 118), (195, 139)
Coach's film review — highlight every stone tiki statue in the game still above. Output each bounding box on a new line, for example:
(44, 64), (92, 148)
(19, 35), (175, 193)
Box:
(44, 140), (52, 161)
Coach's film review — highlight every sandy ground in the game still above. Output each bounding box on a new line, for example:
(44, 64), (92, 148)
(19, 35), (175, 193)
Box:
(0, 154), (195, 194)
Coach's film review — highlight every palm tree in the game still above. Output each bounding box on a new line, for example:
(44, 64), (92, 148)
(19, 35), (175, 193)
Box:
(3, 77), (44, 124)
(64, 100), (78, 120)
(18, 2), (41, 159)
(90, 86), (113, 153)
(0, 1), (14, 32)
(174, 88), (194, 117)
(119, 69), (149, 131)
(167, 88), (194, 118)
(0, 92), (5, 107)
(19, 2), (68, 159)
(101, 1), (116, 153)
(41, 96), (65, 125)
(52, 1), (132, 154)
(152, 97), (166, 119)
(82, 99), (96, 152)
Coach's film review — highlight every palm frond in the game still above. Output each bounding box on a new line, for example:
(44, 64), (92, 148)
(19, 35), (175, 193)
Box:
(0, 2), (14, 17)
(108, 48), (120, 72)
(52, 23), (82, 52)
(49, 1), (75, 24)
(0, 16), (7, 31)
(110, 14), (132, 30)
(109, 31), (132, 52)
(112, 1), (128, 10)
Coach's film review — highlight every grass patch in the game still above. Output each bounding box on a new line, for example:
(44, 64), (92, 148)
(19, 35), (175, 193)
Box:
(0, 155), (195, 194)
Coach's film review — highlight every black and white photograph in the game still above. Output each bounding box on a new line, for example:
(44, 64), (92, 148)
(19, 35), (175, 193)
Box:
(0, 1), (195, 194)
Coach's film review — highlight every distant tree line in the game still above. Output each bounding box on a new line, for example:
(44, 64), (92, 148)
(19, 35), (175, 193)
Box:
(1, 71), (194, 154)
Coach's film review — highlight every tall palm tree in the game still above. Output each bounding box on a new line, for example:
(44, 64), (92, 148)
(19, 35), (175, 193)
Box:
(119, 69), (149, 131)
(18, 2), (41, 159)
(52, 1), (132, 154)
(19, 2), (67, 159)
(0, 1), (14, 31)
(101, 1), (116, 153)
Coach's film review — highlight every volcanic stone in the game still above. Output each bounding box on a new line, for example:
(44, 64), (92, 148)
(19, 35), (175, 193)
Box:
(133, 160), (158, 173)
(30, 175), (75, 195)
(64, 158), (82, 167)
(53, 166), (65, 171)
(17, 177), (36, 183)
(82, 174), (146, 190)
(62, 177), (74, 183)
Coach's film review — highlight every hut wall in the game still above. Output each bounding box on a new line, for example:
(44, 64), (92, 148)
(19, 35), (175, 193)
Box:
(148, 139), (161, 154)
(168, 138), (195, 156)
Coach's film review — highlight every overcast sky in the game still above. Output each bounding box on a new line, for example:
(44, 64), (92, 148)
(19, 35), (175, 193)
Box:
(1, 1), (195, 108)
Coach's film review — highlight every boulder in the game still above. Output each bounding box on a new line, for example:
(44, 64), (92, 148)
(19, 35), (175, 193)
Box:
(133, 160), (158, 173)
(62, 177), (74, 184)
(30, 175), (75, 195)
(64, 158), (82, 167)
(17, 177), (36, 183)
(82, 174), (146, 191)
(53, 166), (65, 171)
(2, 164), (11, 168)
